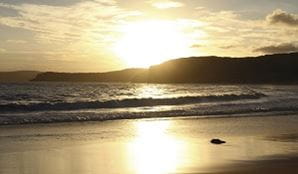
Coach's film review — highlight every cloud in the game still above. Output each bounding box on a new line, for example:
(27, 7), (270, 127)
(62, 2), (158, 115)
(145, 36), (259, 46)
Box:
(6, 40), (27, 44)
(191, 44), (202, 48)
(189, 7), (298, 57)
(0, 1), (140, 45)
(254, 43), (298, 54)
(149, 0), (184, 9)
(266, 9), (298, 26)
(0, 48), (6, 53)
(192, 9), (265, 55)
(0, 0), (144, 71)
(219, 45), (236, 49)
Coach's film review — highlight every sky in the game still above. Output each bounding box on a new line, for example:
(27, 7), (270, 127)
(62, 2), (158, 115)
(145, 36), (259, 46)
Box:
(0, 0), (298, 72)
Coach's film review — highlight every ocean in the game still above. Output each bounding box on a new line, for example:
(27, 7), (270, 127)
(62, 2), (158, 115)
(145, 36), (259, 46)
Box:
(1, 82), (298, 125)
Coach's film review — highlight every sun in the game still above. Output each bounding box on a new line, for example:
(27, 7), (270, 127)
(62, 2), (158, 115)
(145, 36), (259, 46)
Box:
(114, 20), (193, 68)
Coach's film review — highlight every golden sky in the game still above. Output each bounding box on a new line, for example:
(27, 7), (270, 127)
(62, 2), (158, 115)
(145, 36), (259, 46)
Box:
(0, 0), (298, 72)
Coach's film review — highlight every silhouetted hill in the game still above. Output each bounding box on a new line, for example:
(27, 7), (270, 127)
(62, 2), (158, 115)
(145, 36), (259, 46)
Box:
(33, 52), (298, 84)
(0, 71), (40, 82)
(148, 52), (298, 83)
(32, 68), (148, 82)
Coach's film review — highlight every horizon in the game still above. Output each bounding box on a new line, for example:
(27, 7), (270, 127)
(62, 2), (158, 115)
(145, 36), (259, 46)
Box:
(1, 0), (298, 72)
(1, 51), (298, 73)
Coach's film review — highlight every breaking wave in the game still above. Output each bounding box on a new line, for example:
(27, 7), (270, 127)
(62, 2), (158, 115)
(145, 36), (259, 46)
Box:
(0, 92), (266, 112)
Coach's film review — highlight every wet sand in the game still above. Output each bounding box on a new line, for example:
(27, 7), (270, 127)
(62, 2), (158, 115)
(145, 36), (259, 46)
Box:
(1, 115), (298, 174)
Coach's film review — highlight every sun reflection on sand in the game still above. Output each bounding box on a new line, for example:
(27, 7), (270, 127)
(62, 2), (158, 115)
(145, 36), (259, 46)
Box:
(128, 121), (186, 174)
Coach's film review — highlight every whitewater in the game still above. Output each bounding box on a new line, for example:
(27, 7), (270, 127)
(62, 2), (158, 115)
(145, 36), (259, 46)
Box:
(1, 82), (298, 124)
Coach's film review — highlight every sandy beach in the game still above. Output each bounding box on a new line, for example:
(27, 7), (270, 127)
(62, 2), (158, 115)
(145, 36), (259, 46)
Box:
(1, 115), (298, 174)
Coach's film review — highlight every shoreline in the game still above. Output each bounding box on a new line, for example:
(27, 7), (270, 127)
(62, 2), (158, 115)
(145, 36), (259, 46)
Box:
(1, 110), (298, 126)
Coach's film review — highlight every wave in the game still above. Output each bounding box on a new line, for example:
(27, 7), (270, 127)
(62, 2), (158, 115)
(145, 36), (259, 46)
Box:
(0, 92), (266, 112)
(2, 100), (298, 125)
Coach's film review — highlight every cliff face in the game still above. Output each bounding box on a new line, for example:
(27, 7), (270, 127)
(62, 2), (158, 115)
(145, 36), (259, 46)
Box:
(32, 53), (298, 84)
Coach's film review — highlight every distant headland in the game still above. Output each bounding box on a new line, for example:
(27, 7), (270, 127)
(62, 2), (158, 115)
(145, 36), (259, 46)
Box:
(0, 71), (40, 82)
(2, 52), (298, 84)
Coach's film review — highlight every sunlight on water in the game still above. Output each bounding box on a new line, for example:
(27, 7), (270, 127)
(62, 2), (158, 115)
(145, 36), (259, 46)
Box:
(128, 121), (186, 174)
(136, 85), (166, 99)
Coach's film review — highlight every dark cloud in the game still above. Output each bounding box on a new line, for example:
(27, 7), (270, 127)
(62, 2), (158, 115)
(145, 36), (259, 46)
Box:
(219, 45), (234, 49)
(266, 9), (298, 26)
(254, 43), (298, 54)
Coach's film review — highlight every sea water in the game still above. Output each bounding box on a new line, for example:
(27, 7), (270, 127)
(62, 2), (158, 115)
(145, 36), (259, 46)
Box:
(1, 82), (298, 124)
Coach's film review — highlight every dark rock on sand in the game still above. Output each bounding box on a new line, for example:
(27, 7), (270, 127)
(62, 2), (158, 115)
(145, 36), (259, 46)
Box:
(211, 139), (226, 144)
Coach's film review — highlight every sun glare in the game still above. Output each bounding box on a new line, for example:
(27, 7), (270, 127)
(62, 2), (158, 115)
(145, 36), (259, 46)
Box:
(114, 20), (193, 68)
